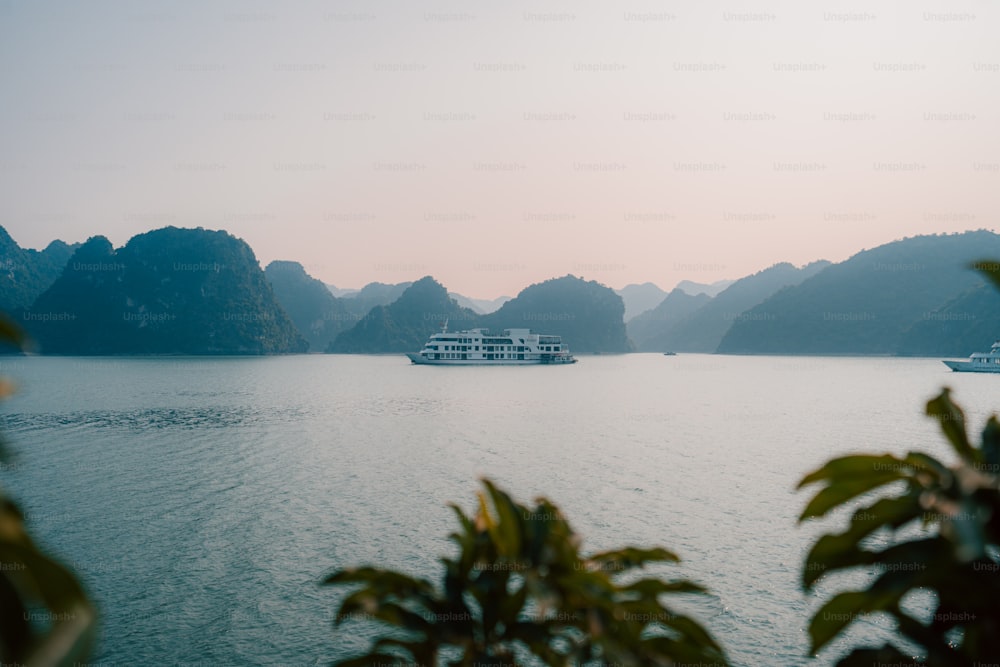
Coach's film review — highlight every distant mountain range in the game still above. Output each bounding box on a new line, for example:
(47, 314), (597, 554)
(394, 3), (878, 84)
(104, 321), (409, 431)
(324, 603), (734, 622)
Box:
(616, 283), (669, 321)
(325, 284), (359, 298)
(896, 282), (1000, 357)
(628, 262), (830, 352)
(328, 274), (630, 354)
(328, 281), (508, 315)
(615, 279), (734, 322)
(449, 292), (511, 315)
(265, 261), (355, 352)
(626, 289), (713, 352)
(673, 279), (736, 298)
(717, 231), (1000, 355)
(327, 277), (482, 354)
(2, 225), (1000, 356)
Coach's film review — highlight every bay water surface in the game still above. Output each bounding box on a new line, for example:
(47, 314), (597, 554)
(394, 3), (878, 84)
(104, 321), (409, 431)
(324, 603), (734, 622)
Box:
(1, 353), (996, 666)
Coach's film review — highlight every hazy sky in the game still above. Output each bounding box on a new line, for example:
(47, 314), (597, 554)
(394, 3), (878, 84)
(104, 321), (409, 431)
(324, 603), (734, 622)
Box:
(2, 1), (998, 298)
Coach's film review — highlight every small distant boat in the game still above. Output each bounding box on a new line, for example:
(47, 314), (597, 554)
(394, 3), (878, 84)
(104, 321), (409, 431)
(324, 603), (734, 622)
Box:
(663, 352), (677, 356)
(942, 341), (1000, 373)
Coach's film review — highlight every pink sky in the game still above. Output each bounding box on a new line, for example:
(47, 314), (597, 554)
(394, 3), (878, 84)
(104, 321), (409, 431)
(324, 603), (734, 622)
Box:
(2, 2), (998, 298)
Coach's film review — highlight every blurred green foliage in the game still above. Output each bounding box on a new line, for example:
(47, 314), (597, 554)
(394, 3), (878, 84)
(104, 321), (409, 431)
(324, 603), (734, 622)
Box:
(0, 314), (95, 665)
(325, 479), (728, 666)
(797, 260), (1000, 666)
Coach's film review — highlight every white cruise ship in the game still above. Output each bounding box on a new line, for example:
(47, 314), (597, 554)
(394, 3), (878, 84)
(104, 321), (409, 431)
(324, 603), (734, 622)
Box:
(407, 322), (576, 365)
(942, 340), (1000, 373)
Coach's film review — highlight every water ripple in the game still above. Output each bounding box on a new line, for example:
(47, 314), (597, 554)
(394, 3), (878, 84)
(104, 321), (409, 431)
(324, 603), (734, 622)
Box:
(0, 404), (305, 432)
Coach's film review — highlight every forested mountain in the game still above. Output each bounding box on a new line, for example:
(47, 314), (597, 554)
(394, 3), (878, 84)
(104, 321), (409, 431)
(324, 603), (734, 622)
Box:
(0, 226), (77, 311)
(25, 227), (306, 354)
(266, 261), (355, 352)
(326, 284), (358, 297)
(342, 282), (412, 315)
(616, 283), (668, 321)
(717, 231), (1000, 354)
(631, 262), (830, 353)
(627, 289), (713, 352)
(480, 275), (630, 353)
(897, 282), (1000, 356)
(449, 292), (510, 314)
(674, 279), (735, 298)
(327, 276), (480, 353)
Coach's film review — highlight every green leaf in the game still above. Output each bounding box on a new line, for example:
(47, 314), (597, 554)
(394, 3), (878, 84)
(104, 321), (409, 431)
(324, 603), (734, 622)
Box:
(835, 645), (922, 667)
(926, 388), (976, 464)
(799, 473), (908, 521)
(944, 498), (988, 562)
(0, 540), (90, 613)
(808, 590), (875, 652)
(372, 603), (433, 632)
(589, 546), (681, 571)
(481, 478), (523, 559)
(0, 539), (96, 664)
(620, 578), (705, 597)
(798, 454), (910, 489)
(982, 417), (1000, 471)
(661, 614), (728, 653)
(0, 566), (29, 658)
(447, 502), (475, 538)
(475, 489), (501, 549)
(494, 584), (528, 634)
(802, 494), (922, 588)
(870, 538), (944, 591)
(333, 652), (413, 667)
(803, 534), (876, 589)
(900, 451), (949, 480)
(324, 567), (432, 592)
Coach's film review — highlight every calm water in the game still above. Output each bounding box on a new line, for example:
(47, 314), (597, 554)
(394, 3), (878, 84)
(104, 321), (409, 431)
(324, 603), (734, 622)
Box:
(1, 353), (997, 666)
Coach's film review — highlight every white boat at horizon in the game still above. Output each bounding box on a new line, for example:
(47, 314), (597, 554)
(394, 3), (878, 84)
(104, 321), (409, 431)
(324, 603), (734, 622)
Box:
(407, 321), (577, 365)
(942, 340), (1000, 373)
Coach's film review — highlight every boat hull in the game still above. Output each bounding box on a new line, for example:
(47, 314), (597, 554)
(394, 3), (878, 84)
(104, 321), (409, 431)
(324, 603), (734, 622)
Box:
(407, 353), (575, 366)
(942, 360), (1000, 373)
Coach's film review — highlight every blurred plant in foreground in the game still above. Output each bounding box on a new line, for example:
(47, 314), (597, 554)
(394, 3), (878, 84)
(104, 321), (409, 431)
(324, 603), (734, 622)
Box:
(0, 315), (95, 666)
(325, 478), (728, 666)
(798, 260), (1000, 666)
